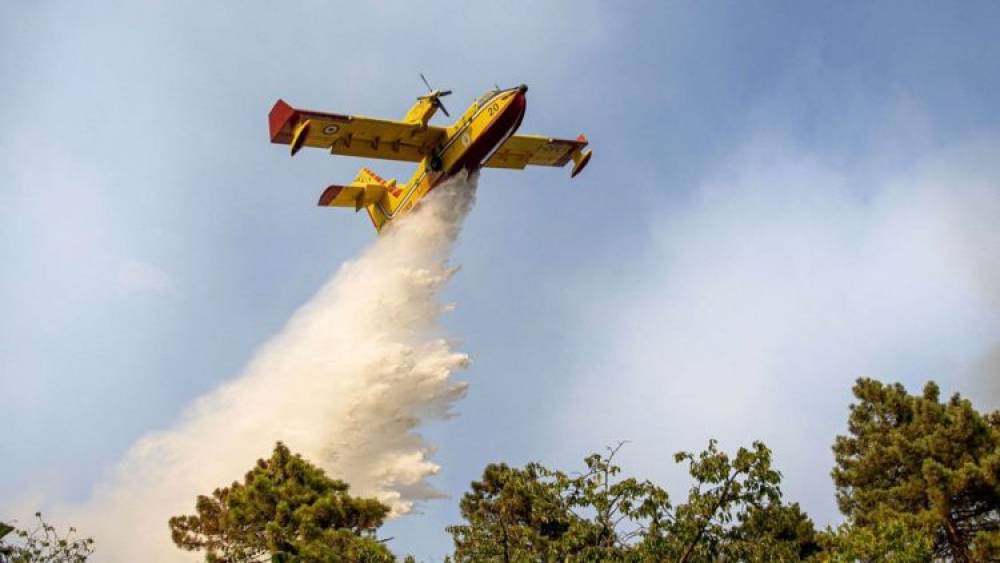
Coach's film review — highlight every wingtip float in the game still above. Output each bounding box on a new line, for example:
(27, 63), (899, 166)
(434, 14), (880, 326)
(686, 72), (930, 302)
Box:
(268, 78), (591, 233)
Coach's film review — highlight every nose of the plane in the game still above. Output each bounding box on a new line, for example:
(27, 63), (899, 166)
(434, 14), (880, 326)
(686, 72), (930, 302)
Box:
(518, 84), (528, 94)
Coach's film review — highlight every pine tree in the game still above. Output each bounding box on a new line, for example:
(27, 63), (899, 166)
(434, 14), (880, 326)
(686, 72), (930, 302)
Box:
(832, 378), (1000, 561)
(169, 442), (395, 562)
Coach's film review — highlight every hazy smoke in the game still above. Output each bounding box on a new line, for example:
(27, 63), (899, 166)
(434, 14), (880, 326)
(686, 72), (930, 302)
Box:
(66, 174), (478, 561)
(557, 136), (1000, 527)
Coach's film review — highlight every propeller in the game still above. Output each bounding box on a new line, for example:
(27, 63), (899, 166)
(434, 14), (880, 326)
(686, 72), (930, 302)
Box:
(418, 73), (452, 117)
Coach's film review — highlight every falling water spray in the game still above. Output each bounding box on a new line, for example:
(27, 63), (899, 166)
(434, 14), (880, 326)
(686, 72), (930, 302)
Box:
(66, 173), (478, 562)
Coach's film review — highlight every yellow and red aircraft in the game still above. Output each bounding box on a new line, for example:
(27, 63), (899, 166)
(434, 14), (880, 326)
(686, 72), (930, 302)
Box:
(268, 76), (592, 232)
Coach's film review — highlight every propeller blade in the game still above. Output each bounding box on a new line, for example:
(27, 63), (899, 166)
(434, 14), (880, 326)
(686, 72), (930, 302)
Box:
(419, 74), (450, 115)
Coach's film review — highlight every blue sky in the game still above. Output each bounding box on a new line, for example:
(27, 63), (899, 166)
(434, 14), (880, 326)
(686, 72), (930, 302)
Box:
(2, 2), (999, 560)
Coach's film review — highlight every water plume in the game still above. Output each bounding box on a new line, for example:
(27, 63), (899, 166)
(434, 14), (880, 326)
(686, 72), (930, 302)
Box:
(67, 173), (478, 561)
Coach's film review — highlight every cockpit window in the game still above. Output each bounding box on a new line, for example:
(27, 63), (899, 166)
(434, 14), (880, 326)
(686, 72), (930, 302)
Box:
(476, 90), (499, 107)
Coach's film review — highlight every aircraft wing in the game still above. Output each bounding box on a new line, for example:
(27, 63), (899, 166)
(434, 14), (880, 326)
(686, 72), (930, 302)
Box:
(484, 134), (590, 171)
(269, 99), (447, 162)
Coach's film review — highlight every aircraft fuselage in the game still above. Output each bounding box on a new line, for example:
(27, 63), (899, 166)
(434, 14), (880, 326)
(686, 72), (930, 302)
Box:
(390, 85), (527, 217)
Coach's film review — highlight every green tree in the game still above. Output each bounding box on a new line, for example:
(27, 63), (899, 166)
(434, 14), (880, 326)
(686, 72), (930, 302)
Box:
(169, 442), (395, 562)
(445, 444), (657, 561)
(817, 517), (933, 563)
(727, 502), (821, 561)
(831, 378), (1000, 561)
(0, 512), (94, 563)
(641, 440), (818, 562)
(448, 440), (817, 562)
(445, 460), (586, 561)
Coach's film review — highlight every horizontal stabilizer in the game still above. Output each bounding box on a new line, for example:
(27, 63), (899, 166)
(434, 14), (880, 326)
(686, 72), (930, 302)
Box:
(316, 167), (399, 233)
(318, 183), (387, 211)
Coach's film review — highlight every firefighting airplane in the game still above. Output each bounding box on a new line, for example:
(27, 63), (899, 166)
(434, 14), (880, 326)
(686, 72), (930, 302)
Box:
(268, 76), (592, 232)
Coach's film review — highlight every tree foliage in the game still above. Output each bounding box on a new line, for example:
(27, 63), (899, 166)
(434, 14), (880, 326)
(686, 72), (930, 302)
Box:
(661, 440), (820, 562)
(446, 442), (671, 561)
(0, 512), (94, 563)
(169, 441), (394, 562)
(447, 440), (819, 562)
(157, 376), (999, 561)
(832, 378), (1000, 561)
(817, 517), (934, 563)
